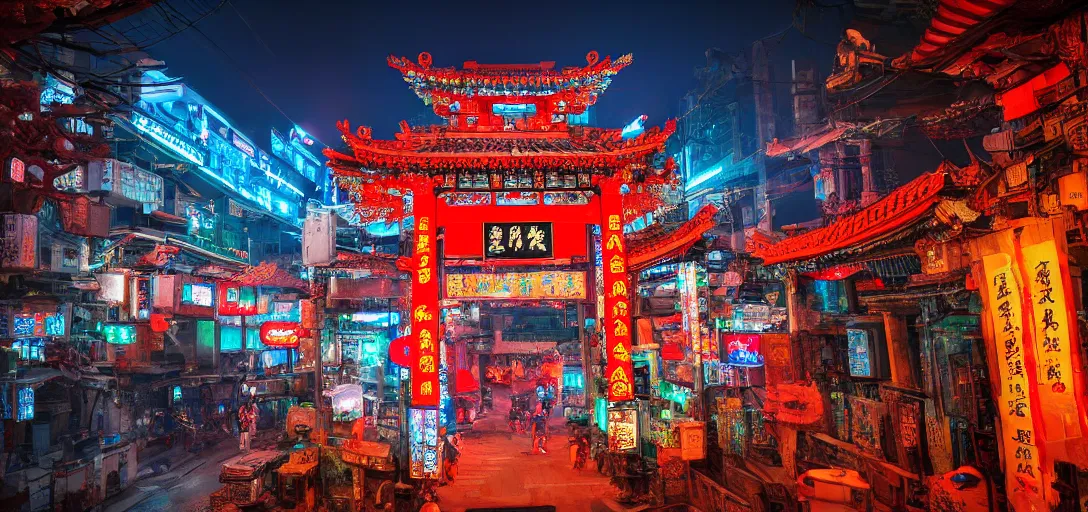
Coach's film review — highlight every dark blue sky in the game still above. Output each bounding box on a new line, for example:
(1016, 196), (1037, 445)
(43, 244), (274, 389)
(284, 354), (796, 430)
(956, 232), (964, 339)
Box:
(150, 0), (847, 144)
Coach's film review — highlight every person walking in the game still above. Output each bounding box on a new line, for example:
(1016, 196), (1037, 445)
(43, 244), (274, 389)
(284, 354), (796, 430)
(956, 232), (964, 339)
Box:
(530, 402), (547, 454)
(238, 400), (258, 452)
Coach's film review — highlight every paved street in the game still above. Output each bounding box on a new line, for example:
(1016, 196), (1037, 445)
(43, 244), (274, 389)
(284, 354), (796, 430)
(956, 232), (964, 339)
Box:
(104, 437), (240, 512)
(438, 387), (620, 511)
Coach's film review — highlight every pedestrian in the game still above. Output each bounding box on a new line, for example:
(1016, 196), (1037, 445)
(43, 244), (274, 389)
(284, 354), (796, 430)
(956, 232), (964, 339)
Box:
(238, 400), (258, 451)
(530, 402), (547, 454)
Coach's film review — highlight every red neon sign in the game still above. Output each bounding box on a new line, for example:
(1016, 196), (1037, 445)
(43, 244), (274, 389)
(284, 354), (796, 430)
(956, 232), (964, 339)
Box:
(259, 321), (306, 348)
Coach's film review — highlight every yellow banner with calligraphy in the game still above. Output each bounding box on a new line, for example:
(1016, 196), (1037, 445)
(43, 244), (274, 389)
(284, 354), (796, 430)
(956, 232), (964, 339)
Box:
(444, 271), (586, 300)
(1020, 239), (1083, 455)
(981, 252), (1048, 511)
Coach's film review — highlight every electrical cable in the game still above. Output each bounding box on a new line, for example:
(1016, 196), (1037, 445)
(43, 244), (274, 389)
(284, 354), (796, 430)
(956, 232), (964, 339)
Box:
(188, 24), (301, 129)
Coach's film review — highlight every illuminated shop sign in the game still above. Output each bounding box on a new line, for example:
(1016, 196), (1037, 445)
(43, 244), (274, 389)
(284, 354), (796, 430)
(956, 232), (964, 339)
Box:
(17, 387), (33, 422)
(217, 285), (257, 316)
(445, 271), (586, 300)
(1, 214), (37, 270)
(607, 408), (638, 452)
(102, 324), (137, 345)
(724, 334), (763, 367)
(130, 112), (205, 165)
(846, 328), (872, 377)
(410, 189), (440, 407)
(601, 191), (634, 402)
(409, 408), (441, 479)
(484, 222), (552, 259)
(181, 283), (214, 307)
(231, 131), (256, 158)
(6, 157), (25, 183)
(259, 321), (305, 348)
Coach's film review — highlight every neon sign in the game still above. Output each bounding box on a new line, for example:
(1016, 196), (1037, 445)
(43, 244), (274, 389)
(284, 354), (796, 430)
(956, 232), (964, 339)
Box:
(724, 334), (763, 367)
(231, 131), (256, 158)
(259, 321), (305, 348)
(601, 185), (634, 401)
(410, 188), (440, 407)
(445, 271), (586, 300)
(130, 112), (205, 165)
(102, 324), (137, 345)
(7, 157), (25, 183)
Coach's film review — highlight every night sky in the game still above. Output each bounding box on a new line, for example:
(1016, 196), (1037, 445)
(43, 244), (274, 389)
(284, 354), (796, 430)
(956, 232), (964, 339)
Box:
(150, 0), (848, 145)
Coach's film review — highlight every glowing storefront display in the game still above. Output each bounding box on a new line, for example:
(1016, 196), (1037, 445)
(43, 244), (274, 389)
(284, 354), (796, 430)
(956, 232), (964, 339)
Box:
(981, 252), (1047, 510)
(607, 408), (638, 452)
(847, 329), (872, 377)
(411, 188), (440, 408)
(181, 283), (215, 307)
(601, 187), (634, 401)
(444, 271), (586, 300)
(102, 324), (137, 345)
(408, 408), (441, 479)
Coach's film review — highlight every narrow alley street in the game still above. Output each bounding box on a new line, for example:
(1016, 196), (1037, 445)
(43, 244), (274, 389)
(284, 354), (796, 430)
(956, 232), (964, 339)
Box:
(104, 437), (241, 512)
(438, 386), (620, 512)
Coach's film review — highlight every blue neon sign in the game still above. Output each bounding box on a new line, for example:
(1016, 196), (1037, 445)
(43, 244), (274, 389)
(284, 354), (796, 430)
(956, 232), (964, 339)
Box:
(130, 112), (205, 166)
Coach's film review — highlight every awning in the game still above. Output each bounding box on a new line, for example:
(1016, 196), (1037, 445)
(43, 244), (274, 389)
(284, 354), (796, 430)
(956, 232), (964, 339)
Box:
(628, 204), (718, 272)
(899, 0), (1017, 67)
(753, 171), (948, 265)
(765, 125), (852, 158)
(455, 369), (479, 394)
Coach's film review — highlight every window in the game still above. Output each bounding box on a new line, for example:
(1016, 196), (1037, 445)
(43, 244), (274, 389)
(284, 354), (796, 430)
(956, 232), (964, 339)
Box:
(13, 338), (45, 362)
(17, 387), (34, 422)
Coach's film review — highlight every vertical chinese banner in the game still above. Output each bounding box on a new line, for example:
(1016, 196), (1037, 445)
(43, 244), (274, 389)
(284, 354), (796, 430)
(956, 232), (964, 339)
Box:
(600, 186), (633, 401)
(411, 185), (440, 407)
(1019, 237), (1086, 453)
(981, 252), (1048, 511)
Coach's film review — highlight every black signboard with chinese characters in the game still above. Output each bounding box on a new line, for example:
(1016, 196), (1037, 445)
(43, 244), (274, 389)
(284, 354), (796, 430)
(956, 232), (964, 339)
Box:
(484, 222), (553, 259)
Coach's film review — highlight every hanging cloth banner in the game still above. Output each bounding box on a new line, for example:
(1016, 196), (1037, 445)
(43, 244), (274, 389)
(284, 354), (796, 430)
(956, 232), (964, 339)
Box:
(600, 183), (634, 401)
(410, 185), (440, 407)
(980, 250), (1050, 511)
(1017, 227), (1087, 460)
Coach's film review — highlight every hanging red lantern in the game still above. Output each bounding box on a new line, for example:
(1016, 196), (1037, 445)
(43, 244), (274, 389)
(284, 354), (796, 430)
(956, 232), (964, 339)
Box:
(389, 335), (412, 367)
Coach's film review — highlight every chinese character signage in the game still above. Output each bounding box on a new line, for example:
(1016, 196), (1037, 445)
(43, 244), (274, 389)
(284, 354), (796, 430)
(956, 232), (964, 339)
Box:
(7, 157), (25, 183)
(484, 222), (553, 259)
(601, 188), (634, 401)
(1020, 238), (1084, 447)
(607, 408), (638, 452)
(259, 321), (305, 348)
(678, 421), (706, 461)
(982, 252), (1045, 509)
(445, 271), (586, 300)
(1, 214), (37, 270)
(411, 187), (440, 407)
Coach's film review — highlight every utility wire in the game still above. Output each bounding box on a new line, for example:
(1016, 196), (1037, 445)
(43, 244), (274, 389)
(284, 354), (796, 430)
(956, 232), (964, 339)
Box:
(189, 24), (302, 129)
(227, 0), (277, 58)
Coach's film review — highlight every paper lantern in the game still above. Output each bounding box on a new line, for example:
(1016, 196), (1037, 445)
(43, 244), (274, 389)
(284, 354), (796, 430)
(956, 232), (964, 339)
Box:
(259, 321), (305, 348)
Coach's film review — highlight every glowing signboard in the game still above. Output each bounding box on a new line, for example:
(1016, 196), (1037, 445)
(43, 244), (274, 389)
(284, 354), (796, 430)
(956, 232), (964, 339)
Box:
(982, 252), (1045, 509)
(1021, 239), (1084, 447)
(484, 222), (553, 259)
(410, 188), (440, 407)
(7, 157), (25, 183)
(231, 131), (256, 158)
(444, 271), (586, 300)
(409, 408), (441, 479)
(130, 112), (205, 165)
(182, 283), (215, 307)
(724, 334), (764, 367)
(601, 186), (634, 401)
(259, 321), (305, 348)
(847, 329), (872, 377)
(102, 324), (137, 345)
(607, 408), (638, 452)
